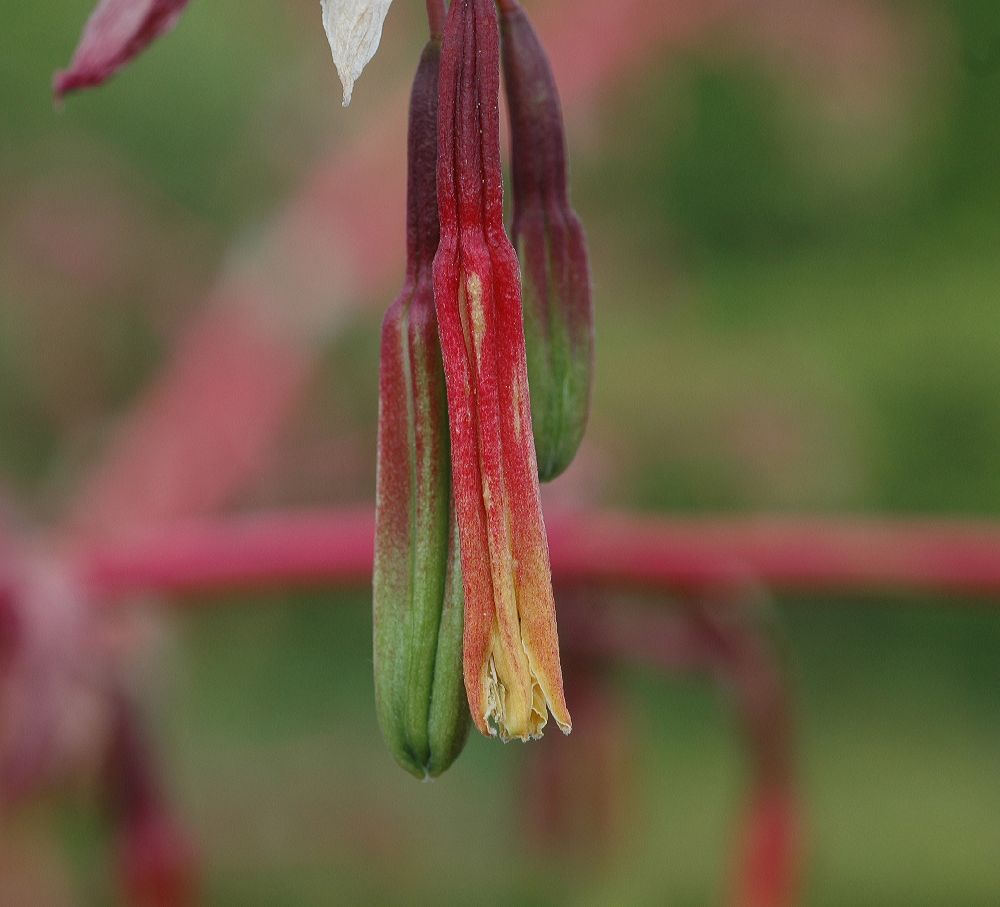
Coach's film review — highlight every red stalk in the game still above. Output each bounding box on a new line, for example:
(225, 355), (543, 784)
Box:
(76, 510), (1000, 603)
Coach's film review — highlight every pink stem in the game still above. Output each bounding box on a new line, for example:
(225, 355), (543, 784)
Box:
(76, 509), (1000, 602)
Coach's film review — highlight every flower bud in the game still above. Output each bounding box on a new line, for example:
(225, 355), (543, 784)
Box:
(55, 0), (190, 99)
(500, 1), (594, 482)
(434, 0), (570, 742)
(373, 40), (469, 778)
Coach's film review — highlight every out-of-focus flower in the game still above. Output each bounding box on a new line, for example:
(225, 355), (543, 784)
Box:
(104, 693), (199, 907)
(520, 655), (629, 859)
(373, 38), (469, 779)
(321, 0), (394, 106)
(0, 552), (111, 806)
(54, 0), (190, 99)
(500, 0), (594, 482)
(56, 0), (394, 105)
(434, 0), (570, 742)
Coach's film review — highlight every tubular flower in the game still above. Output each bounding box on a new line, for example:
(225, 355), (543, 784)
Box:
(54, 0), (190, 99)
(500, 0), (594, 482)
(433, 0), (571, 742)
(373, 39), (469, 778)
(321, 0), (394, 106)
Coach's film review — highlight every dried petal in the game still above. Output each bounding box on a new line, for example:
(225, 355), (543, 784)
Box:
(321, 0), (394, 106)
(54, 0), (189, 99)
(434, 0), (570, 742)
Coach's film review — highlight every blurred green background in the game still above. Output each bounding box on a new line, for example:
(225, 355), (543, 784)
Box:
(3, 0), (1000, 903)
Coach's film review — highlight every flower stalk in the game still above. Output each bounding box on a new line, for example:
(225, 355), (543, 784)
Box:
(434, 0), (570, 741)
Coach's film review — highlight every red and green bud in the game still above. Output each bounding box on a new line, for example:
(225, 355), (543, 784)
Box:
(500, 0), (594, 482)
(373, 39), (469, 779)
(434, 0), (571, 742)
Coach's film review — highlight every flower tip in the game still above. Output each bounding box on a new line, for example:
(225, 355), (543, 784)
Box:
(52, 69), (85, 102)
(52, 77), (68, 108)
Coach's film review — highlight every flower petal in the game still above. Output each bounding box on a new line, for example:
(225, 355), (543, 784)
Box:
(54, 0), (190, 99)
(321, 0), (394, 107)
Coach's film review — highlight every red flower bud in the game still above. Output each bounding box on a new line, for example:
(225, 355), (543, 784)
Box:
(501, 0), (594, 482)
(55, 0), (190, 99)
(434, 0), (570, 741)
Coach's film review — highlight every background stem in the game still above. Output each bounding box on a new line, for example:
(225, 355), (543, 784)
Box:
(76, 509), (1000, 603)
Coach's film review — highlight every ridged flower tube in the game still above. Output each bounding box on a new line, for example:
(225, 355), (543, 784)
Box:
(373, 39), (469, 778)
(433, 0), (571, 741)
(500, 0), (594, 482)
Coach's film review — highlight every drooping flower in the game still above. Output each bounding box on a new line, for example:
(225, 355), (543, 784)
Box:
(373, 38), (469, 778)
(500, 0), (594, 482)
(54, 0), (190, 99)
(433, 0), (570, 741)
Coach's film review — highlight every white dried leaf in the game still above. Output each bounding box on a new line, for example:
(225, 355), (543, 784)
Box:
(321, 0), (394, 107)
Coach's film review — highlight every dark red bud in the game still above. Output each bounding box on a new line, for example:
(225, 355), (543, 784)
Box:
(501, 1), (594, 482)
